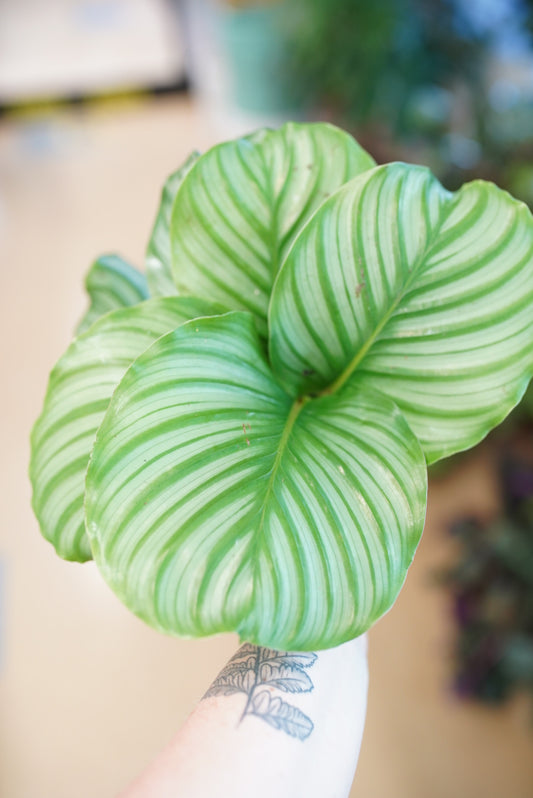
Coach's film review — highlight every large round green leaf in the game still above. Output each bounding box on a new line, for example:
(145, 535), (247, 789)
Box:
(85, 312), (426, 650)
(77, 254), (149, 334)
(170, 122), (375, 334)
(30, 297), (220, 562)
(145, 152), (200, 297)
(270, 163), (533, 463)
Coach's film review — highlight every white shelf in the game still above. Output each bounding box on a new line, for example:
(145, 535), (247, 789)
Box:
(0, 0), (185, 102)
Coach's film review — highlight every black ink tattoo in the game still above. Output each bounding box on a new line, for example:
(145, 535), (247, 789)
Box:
(204, 644), (317, 740)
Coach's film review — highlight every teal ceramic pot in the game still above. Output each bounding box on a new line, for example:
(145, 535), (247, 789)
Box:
(217, 4), (294, 113)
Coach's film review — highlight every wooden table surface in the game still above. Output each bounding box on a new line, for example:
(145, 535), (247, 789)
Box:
(1, 96), (531, 798)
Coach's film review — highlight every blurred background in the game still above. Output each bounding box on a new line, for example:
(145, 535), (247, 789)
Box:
(1, 1), (533, 796)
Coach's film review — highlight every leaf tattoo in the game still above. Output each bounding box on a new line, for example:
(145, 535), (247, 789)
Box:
(251, 692), (314, 739)
(204, 645), (317, 740)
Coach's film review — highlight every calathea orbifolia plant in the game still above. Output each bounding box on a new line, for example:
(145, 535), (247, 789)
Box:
(30, 122), (533, 652)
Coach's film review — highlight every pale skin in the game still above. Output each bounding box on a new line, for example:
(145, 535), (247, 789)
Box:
(120, 634), (368, 798)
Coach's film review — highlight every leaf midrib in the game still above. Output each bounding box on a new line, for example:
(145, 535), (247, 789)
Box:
(242, 190), (448, 627)
(258, 396), (309, 528)
(319, 197), (451, 398)
(244, 395), (310, 625)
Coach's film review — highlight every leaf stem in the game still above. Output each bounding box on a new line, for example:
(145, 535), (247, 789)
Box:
(317, 197), (451, 398)
(239, 646), (263, 723)
(319, 252), (430, 397)
(321, 310), (393, 396)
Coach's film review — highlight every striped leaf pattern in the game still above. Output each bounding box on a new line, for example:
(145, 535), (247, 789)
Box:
(76, 254), (149, 334)
(146, 151), (200, 297)
(270, 164), (533, 463)
(85, 313), (426, 650)
(170, 122), (375, 334)
(32, 123), (533, 652)
(30, 297), (219, 562)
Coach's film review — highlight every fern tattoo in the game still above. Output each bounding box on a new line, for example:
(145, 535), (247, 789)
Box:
(204, 645), (317, 740)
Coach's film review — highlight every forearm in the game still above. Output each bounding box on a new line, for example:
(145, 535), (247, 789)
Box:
(120, 635), (368, 798)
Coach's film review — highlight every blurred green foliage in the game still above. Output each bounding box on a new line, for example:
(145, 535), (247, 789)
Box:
(284, 0), (533, 203)
(286, 0), (485, 134)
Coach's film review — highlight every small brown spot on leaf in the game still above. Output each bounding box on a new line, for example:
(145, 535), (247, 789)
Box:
(355, 281), (366, 298)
